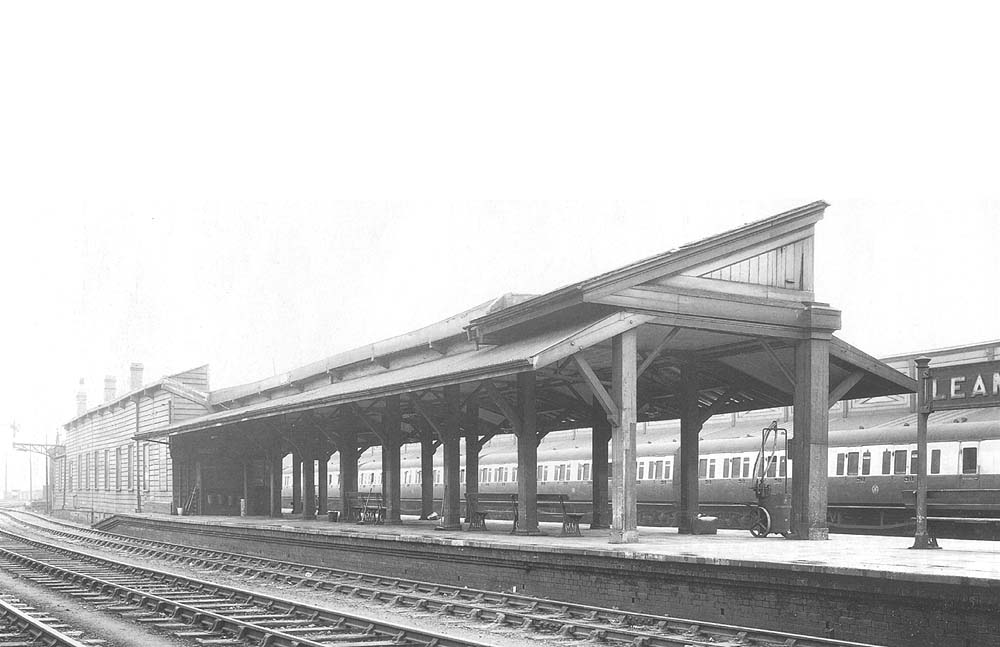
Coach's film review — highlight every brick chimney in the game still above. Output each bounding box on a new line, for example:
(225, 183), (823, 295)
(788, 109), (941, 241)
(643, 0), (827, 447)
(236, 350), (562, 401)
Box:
(76, 379), (87, 416)
(130, 363), (144, 391)
(104, 375), (117, 403)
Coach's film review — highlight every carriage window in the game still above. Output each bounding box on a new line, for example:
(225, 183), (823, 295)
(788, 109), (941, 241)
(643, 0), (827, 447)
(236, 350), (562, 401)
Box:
(698, 458), (708, 478)
(893, 450), (907, 474)
(652, 460), (663, 479)
(637, 462), (645, 480)
(543, 465), (550, 481)
(742, 456), (751, 478)
(730, 457), (741, 479)
(779, 456), (787, 477)
(578, 462), (590, 481)
(459, 468), (465, 483)
(861, 451), (871, 476)
(910, 450), (919, 475)
(723, 459), (730, 478)
(930, 449), (941, 474)
(766, 456), (776, 477)
(608, 462), (613, 478)
(708, 459), (717, 479)
(836, 453), (846, 476)
(664, 460), (672, 480)
(882, 450), (892, 475)
(555, 464), (565, 481)
(847, 452), (860, 476)
(962, 447), (978, 475)
(512, 467), (517, 482)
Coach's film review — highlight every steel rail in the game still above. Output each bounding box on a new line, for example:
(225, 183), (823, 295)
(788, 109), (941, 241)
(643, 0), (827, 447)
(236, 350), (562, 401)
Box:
(0, 530), (487, 647)
(1, 511), (885, 647)
(0, 595), (93, 647)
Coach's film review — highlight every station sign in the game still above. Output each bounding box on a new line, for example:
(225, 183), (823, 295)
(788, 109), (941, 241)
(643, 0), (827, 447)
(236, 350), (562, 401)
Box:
(930, 359), (1000, 410)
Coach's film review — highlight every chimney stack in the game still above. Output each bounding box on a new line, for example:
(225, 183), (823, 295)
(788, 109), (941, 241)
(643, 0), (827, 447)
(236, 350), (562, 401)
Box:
(130, 363), (144, 391)
(76, 379), (87, 416)
(104, 375), (117, 403)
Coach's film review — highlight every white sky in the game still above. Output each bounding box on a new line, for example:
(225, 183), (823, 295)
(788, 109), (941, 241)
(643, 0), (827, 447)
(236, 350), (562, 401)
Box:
(1, 2), (998, 489)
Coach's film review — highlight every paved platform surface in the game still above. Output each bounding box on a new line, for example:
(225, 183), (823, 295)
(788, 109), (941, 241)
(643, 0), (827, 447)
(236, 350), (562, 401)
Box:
(112, 512), (1000, 586)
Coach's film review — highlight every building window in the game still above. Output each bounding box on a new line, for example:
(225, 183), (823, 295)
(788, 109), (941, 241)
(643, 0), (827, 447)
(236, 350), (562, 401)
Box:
(103, 449), (110, 490)
(115, 448), (122, 491)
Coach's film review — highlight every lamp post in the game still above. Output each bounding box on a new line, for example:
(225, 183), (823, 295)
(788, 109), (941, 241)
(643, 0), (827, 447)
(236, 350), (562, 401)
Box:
(911, 357), (940, 549)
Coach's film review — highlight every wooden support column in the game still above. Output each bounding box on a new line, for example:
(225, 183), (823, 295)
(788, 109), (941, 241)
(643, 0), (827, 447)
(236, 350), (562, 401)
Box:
(268, 451), (283, 518)
(383, 395), (403, 524)
(302, 455), (316, 519)
(338, 432), (358, 519)
(610, 330), (638, 543)
(791, 335), (830, 540)
(436, 384), (463, 530)
(317, 453), (329, 516)
(419, 427), (435, 520)
(291, 453), (303, 514)
(678, 361), (702, 534)
(515, 371), (541, 535)
(465, 402), (480, 523)
(590, 398), (611, 529)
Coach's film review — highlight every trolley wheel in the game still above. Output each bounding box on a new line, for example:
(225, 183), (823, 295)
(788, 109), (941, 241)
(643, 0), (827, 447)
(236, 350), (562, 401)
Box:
(749, 506), (771, 538)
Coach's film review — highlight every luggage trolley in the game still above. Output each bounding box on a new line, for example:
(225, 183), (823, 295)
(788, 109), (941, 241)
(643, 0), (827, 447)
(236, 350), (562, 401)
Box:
(746, 420), (792, 538)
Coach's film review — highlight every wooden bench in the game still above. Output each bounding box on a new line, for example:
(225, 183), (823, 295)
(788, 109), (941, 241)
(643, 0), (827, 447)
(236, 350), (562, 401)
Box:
(465, 492), (584, 536)
(345, 491), (385, 524)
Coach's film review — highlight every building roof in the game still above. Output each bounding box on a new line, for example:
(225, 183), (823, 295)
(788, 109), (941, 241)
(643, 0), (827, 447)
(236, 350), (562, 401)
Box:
(65, 365), (209, 428)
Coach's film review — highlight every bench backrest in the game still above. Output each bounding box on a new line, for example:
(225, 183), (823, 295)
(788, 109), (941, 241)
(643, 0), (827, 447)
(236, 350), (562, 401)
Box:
(346, 491), (384, 506)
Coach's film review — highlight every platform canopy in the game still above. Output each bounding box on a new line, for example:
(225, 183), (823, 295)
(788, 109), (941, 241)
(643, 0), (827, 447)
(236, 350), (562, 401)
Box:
(145, 201), (915, 541)
(145, 201), (911, 445)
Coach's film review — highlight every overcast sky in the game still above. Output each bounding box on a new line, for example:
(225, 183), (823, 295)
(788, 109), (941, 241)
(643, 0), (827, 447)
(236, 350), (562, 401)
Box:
(2, 3), (998, 489)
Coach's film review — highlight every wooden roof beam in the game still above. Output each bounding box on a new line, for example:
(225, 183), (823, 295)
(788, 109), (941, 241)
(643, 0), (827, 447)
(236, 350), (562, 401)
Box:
(637, 326), (681, 378)
(482, 380), (523, 436)
(571, 353), (619, 426)
(829, 370), (865, 406)
(760, 340), (796, 389)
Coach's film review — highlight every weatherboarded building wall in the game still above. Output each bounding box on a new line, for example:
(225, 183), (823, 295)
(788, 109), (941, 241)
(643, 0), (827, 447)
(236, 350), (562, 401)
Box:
(53, 365), (210, 524)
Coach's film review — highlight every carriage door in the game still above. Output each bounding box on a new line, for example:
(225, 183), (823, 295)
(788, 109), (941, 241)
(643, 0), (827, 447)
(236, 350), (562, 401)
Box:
(959, 441), (980, 482)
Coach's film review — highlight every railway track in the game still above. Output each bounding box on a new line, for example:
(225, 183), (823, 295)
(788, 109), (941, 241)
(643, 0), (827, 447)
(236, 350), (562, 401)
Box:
(1, 510), (884, 647)
(0, 593), (99, 647)
(0, 526), (486, 647)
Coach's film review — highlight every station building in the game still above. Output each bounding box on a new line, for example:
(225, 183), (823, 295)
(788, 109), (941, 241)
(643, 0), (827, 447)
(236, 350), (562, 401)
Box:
(53, 364), (210, 524)
(49, 202), (995, 536)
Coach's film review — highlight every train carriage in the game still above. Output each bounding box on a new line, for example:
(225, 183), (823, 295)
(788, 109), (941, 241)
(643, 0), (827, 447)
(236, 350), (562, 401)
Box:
(286, 415), (1000, 538)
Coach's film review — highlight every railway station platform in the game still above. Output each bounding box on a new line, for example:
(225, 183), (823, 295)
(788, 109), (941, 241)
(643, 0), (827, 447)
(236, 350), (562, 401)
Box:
(92, 512), (999, 647)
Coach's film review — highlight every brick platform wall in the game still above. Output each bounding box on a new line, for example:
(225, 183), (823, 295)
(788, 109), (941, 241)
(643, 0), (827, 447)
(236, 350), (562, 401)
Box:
(98, 516), (998, 647)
